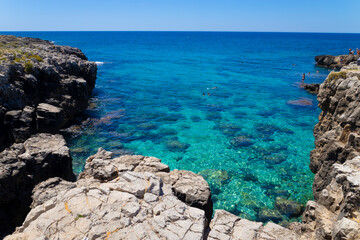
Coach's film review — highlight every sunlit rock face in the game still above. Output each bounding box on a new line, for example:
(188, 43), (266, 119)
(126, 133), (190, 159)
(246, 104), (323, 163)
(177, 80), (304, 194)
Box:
(0, 35), (97, 148)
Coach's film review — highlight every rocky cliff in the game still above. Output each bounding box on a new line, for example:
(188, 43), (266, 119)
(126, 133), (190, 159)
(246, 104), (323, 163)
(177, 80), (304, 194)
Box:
(0, 35), (96, 236)
(300, 62), (360, 239)
(315, 54), (359, 69)
(0, 35), (97, 149)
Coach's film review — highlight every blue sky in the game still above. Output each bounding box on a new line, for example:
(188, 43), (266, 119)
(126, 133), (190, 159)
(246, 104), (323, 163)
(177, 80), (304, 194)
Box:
(1, 0), (359, 33)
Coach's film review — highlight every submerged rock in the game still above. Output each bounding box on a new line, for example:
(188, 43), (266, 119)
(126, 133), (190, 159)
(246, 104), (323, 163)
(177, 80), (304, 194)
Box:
(256, 123), (294, 137)
(264, 153), (287, 164)
(275, 198), (304, 218)
(266, 188), (291, 199)
(214, 122), (242, 137)
(241, 171), (258, 182)
(137, 122), (158, 130)
(205, 112), (222, 121)
(257, 208), (283, 223)
(191, 115), (201, 122)
(287, 98), (313, 106)
(230, 135), (254, 148)
(199, 169), (230, 186)
(166, 139), (190, 152)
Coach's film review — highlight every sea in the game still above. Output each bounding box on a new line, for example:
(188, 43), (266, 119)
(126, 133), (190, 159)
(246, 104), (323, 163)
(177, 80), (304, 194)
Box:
(3, 31), (360, 223)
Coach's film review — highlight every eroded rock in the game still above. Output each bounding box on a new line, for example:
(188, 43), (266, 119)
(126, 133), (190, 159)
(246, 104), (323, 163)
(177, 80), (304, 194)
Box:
(0, 35), (97, 148)
(0, 133), (75, 235)
(6, 164), (207, 239)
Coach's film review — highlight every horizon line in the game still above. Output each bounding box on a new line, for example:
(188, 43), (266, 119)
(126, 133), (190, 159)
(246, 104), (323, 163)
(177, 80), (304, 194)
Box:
(1, 30), (360, 34)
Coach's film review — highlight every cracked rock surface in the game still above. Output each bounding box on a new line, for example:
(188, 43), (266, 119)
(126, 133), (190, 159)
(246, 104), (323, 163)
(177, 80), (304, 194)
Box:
(6, 153), (208, 240)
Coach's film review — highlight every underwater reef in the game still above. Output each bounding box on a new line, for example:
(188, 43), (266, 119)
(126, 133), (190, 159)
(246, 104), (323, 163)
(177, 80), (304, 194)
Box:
(1, 36), (360, 239)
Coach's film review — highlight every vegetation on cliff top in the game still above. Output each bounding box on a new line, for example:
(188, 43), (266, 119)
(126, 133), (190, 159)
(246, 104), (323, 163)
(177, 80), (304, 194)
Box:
(327, 71), (347, 83)
(0, 36), (44, 64)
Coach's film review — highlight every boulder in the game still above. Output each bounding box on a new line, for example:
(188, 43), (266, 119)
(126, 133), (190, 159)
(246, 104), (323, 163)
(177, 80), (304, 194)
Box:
(0, 133), (75, 235)
(36, 103), (64, 133)
(303, 83), (320, 94)
(158, 170), (213, 222)
(4, 106), (36, 143)
(332, 218), (360, 240)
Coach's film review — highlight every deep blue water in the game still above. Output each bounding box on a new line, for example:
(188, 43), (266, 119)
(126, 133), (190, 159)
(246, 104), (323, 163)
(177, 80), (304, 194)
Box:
(3, 32), (360, 223)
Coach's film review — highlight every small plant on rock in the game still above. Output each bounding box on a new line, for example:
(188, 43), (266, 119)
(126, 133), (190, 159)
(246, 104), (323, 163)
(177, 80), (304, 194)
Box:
(29, 55), (43, 62)
(24, 61), (33, 73)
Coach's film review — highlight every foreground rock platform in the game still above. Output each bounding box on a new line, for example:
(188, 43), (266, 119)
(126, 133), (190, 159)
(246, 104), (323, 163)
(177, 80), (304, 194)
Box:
(6, 148), (308, 240)
(6, 149), (210, 240)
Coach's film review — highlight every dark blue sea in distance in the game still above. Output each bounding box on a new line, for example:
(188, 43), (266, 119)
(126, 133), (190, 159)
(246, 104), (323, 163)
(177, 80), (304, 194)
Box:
(3, 31), (360, 223)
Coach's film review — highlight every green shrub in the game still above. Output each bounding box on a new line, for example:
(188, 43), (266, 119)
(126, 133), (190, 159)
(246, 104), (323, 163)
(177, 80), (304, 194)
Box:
(24, 61), (33, 73)
(327, 71), (346, 82)
(29, 55), (43, 62)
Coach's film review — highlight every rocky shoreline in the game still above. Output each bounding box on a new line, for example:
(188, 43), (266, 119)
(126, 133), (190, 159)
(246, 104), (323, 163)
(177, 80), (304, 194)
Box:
(0, 35), (97, 236)
(1, 36), (360, 239)
(0, 35), (97, 149)
(315, 54), (359, 69)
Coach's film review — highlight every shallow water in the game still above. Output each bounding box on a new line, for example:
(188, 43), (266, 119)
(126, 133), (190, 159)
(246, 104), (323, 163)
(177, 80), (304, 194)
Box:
(4, 31), (360, 223)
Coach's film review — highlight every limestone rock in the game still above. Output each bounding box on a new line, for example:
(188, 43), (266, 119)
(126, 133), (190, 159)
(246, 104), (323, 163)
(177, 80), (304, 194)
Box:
(4, 106), (35, 143)
(315, 55), (358, 69)
(6, 172), (207, 240)
(0, 133), (75, 235)
(0, 35), (97, 148)
(258, 222), (299, 240)
(332, 218), (360, 240)
(208, 210), (300, 240)
(36, 103), (64, 133)
(79, 148), (213, 221)
(303, 83), (320, 94)
(299, 63), (360, 239)
(79, 149), (170, 181)
(159, 169), (213, 222)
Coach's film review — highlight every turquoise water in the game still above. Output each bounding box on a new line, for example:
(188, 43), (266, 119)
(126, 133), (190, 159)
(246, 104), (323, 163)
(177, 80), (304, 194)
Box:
(4, 32), (360, 223)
